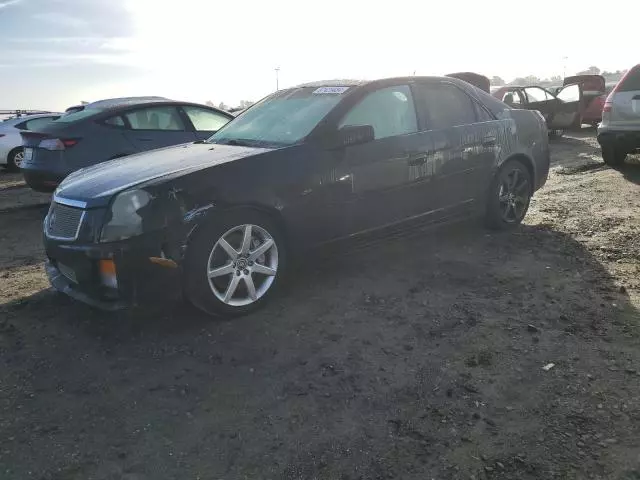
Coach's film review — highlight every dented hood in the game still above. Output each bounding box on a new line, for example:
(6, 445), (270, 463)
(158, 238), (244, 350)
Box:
(54, 142), (268, 208)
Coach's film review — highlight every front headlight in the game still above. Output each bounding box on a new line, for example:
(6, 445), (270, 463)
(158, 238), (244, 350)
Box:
(100, 189), (151, 242)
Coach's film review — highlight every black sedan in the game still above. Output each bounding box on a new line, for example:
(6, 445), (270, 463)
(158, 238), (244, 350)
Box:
(44, 76), (550, 316)
(20, 97), (233, 192)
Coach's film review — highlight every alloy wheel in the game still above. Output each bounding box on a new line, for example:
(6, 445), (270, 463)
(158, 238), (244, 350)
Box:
(13, 151), (24, 168)
(498, 168), (530, 224)
(206, 224), (278, 307)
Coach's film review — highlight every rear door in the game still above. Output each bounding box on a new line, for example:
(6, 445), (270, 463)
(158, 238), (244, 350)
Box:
(122, 105), (197, 151)
(411, 80), (499, 210)
(549, 84), (581, 129)
(181, 106), (232, 140)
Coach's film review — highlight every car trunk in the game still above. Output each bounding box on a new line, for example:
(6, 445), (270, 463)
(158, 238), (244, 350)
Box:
(564, 75), (605, 97)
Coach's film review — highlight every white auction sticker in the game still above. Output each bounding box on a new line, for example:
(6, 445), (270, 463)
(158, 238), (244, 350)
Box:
(312, 86), (350, 95)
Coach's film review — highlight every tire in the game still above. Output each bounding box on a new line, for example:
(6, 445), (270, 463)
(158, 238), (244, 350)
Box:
(485, 159), (533, 230)
(549, 129), (564, 138)
(185, 209), (287, 317)
(571, 115), (583, 131)
(6, 147), (24, 172)
(601, 144), (626, 167)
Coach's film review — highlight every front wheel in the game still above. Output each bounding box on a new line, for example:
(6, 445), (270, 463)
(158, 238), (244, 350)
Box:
(485, 160), (533, 230)
(185, 210), (286, 317)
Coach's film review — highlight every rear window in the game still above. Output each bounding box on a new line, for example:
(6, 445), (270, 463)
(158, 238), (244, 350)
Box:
(618, 66), (640, 92)
(55, 108), (104, 123)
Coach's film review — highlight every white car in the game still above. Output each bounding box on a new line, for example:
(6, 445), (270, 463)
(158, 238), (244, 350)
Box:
(0, 113), (61, 171)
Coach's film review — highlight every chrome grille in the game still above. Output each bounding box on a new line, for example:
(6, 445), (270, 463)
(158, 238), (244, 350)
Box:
(46, 203), (85, 240)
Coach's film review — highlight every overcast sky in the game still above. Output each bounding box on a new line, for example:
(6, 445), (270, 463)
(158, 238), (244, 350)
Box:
(1, 0), (638, 111)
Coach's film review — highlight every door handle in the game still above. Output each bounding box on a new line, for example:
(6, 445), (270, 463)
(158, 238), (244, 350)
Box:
(137, 138), (153, 142)
(407, 154), (428, 166)
(482, 136), (497, 147)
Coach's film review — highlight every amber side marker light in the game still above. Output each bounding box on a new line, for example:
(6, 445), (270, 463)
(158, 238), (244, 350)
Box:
(149, 257), (178, 268)
(99, 259), (118, 289)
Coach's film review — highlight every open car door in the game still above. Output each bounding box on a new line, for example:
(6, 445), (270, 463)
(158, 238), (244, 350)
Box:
(564, 74), (605, 97)
(549, 83), (581, 129)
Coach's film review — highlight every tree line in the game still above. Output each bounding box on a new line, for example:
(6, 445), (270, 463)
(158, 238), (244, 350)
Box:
(490, 66), (627, 87)
(206, 100), (255, 112)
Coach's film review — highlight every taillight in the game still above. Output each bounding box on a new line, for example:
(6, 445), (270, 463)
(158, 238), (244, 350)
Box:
(603, 101), (612, 113)
(38, 138), (80, 151)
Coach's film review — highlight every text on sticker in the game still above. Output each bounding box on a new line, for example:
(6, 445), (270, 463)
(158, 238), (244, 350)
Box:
(313, 87), (350, 95)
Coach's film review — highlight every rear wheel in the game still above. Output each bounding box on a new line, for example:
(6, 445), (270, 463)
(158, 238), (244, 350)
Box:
(601, 144), (626, 167)
(6, 148), (24, 172)
(185, 210), (286, 317)
(485, 159), (533, 230)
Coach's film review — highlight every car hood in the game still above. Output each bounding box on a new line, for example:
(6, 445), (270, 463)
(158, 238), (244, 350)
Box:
(54, 142), (269, 208)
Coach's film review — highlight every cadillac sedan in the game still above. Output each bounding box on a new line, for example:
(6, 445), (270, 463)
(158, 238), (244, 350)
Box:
(44, 76), (550, 316)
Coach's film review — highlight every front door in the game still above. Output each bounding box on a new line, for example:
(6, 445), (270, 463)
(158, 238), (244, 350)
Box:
(333, 84), (424, 234)
(122, 105), (197, 152)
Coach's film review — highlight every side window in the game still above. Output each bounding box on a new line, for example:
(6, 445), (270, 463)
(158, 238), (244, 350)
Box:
(104, 116), (125, 127)
(23, 117), (58, 130)
(474, 102), (494, 122)
(413, 82), (477, 130)
(524, 87), (548, 103)
(124, 106), (186, 131)
(501, 90), (522, 106)
(182, 106), (230, 132)
(617, 65), (640, 92)
(557, 84), (580, 103)
(339, 85), (417, 140)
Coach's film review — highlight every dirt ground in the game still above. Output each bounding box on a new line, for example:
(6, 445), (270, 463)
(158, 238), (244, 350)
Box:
(1, 132), (640, 480)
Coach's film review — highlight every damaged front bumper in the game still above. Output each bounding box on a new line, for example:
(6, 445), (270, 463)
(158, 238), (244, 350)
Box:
(44, 231), (184, 311)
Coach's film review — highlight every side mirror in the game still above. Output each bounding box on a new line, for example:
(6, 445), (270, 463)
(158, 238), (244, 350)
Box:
(325, 125), (375, 149)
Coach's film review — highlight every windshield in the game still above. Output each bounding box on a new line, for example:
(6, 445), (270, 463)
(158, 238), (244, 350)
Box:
(207, 87), (349, 147)
(55, 108), (105, 123)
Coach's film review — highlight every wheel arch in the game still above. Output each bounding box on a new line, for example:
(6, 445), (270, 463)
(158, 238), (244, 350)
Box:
(183, 202), (291, 257)
(7, 146), (23, 161)
(500, 153), (536, 187)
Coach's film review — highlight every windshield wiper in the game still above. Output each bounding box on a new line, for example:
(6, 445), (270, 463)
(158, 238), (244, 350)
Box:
(224, 139), (257, 147)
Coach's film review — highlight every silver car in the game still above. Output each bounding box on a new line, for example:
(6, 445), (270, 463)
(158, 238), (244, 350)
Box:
(597, 64), (640, 166)
(0, 113), (61, 171)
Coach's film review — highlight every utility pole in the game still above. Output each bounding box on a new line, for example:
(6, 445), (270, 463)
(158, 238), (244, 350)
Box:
(275, 67), (280, 91)
(562, 56), (568, 78)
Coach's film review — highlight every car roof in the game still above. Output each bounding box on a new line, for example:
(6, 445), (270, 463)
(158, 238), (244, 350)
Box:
(85, 96), (171, 109)
(292, 76), (488, 90)
(57, 99), (233, 121)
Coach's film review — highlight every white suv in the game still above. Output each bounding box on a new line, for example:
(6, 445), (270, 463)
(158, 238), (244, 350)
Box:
(598, 64), (640, 166)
